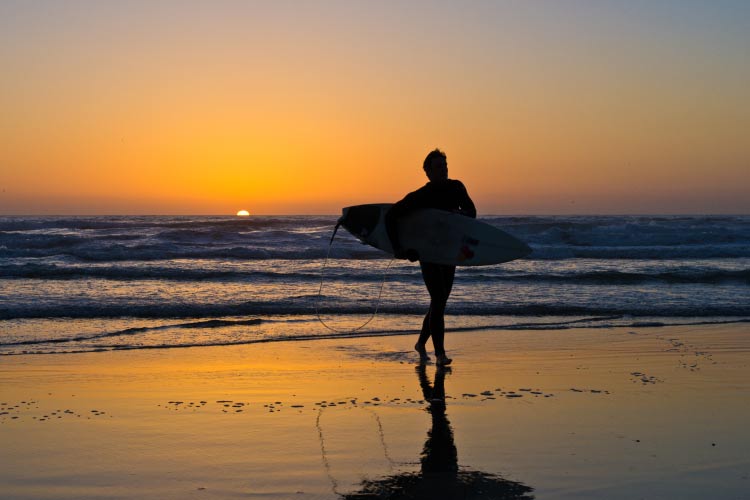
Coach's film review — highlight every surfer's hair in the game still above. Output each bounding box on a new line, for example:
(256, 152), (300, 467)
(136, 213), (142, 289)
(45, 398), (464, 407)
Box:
(423, 149), (446, 171)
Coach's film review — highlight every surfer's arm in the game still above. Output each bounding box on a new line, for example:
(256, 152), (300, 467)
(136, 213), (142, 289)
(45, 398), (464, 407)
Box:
(456, 181), (477, 218)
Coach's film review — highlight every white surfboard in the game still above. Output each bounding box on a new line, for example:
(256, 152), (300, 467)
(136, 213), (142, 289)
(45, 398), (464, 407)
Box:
(339, 203), (532, 266)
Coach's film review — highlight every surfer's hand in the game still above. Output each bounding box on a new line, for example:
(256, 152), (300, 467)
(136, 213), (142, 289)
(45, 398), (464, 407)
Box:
(402, 249), (420, 262)
(394, 247), (419, 262)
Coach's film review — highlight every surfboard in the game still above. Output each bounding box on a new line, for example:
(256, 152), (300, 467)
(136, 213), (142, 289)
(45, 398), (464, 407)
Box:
(339, 203), (532, 266)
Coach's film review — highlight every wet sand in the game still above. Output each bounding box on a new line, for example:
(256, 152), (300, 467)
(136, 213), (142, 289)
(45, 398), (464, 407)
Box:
(1, 323), (749, 499)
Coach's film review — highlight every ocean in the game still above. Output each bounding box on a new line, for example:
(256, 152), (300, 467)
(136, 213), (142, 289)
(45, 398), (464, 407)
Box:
(1, 215), (748, 355)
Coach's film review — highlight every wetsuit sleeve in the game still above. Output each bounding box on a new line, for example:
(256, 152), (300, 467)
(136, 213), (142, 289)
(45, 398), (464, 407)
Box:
(456, 181), (477, 219)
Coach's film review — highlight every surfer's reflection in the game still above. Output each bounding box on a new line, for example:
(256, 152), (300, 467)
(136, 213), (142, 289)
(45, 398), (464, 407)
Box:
(416, 363), (458, 477)
(343, 364), (534, 499)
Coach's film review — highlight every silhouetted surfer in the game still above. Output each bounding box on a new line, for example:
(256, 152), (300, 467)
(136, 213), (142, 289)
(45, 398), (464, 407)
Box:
(386, 149), (476, 366)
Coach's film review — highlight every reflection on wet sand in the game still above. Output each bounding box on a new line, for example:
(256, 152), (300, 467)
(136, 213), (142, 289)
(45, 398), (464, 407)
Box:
(342, 364), (534, 499)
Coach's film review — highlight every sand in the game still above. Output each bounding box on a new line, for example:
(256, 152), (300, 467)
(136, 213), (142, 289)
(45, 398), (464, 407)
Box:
(1, 323), (749, 499)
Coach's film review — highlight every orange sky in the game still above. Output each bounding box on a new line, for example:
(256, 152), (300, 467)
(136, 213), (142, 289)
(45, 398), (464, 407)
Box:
(1, 2), (748, 215)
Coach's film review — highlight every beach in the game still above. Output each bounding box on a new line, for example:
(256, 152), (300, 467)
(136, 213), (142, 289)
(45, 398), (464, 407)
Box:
(2, 323), (749, 499)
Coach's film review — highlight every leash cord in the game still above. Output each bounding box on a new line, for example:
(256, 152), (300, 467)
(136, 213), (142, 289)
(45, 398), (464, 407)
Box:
(315, 221), (394, 334)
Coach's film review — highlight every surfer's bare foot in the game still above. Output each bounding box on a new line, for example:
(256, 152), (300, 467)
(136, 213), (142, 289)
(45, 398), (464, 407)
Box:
(436, 354), (452, 366)
(415, 343), (430, 362)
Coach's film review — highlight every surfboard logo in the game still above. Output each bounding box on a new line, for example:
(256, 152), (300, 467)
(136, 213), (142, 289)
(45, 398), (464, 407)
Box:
(457, 236), (479, 262)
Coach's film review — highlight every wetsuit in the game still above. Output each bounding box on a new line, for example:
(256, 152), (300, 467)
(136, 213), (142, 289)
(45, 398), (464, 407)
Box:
(385, 179), (476, 357)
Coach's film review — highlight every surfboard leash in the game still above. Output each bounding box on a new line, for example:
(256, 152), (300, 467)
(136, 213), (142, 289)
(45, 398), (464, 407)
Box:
(315, 219), (394, 334)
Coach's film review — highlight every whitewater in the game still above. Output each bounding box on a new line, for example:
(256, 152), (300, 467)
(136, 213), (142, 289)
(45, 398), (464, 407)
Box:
(1, 215), (748, 355)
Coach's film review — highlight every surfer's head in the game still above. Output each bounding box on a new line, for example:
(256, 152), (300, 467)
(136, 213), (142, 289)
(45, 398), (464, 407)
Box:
(423, 149), (448, 182)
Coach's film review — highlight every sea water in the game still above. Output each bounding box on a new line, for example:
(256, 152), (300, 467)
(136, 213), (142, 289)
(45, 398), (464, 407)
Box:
(1, 215), (748, 355)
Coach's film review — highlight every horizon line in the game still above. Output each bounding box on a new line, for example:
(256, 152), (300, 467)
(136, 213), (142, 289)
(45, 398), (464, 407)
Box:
(1, 212), (748, 218)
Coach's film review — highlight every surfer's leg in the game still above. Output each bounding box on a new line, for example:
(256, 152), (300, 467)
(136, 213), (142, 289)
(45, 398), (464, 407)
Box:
(416, 310), (431, 361)
(429, 302), (448, 361)
(420, 263), (452, 361)
(433, 265), (456, 365)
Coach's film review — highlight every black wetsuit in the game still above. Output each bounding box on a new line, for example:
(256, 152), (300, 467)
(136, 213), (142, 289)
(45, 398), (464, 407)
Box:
(385, 179), (476, 356)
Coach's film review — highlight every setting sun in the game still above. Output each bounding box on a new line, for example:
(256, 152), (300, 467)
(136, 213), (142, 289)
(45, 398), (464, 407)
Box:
(237, 210), (250, 217)
(1, 3), (747, 216)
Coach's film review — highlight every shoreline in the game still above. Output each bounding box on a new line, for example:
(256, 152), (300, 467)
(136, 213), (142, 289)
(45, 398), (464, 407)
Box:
(3, 314), (749, 357)
(2, 323), (749, 499)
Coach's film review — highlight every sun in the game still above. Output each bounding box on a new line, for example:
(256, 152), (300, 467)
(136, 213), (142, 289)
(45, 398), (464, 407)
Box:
(236, 210), (250, 217)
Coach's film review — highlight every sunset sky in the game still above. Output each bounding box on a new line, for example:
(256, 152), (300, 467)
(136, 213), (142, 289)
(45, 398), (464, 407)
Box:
(1, 1), (748, 215)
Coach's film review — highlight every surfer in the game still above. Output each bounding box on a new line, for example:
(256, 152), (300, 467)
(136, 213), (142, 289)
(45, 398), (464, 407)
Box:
(385, 149), (476, 366)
